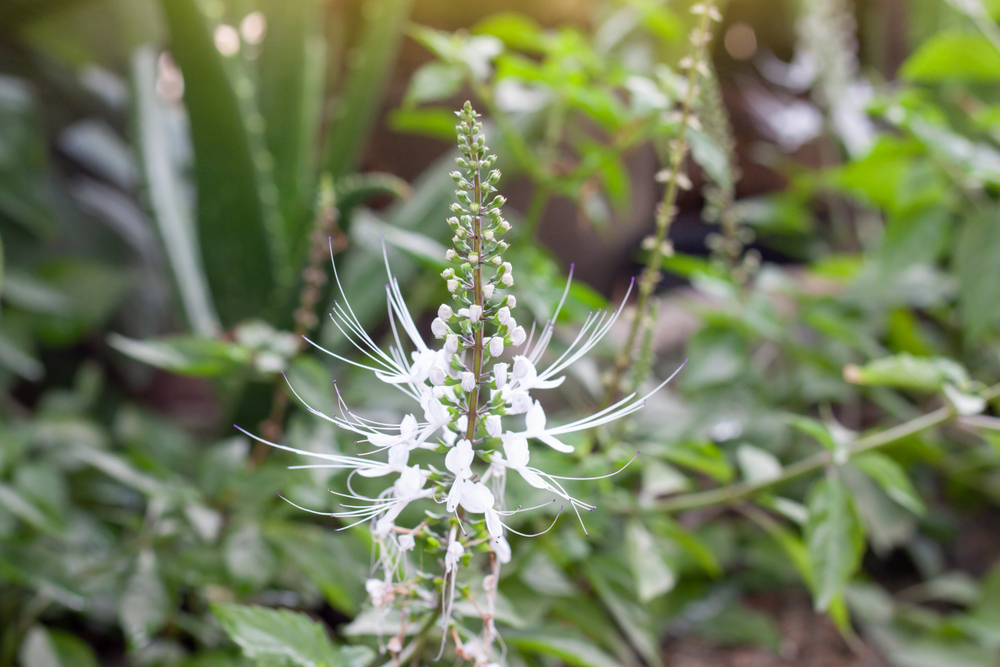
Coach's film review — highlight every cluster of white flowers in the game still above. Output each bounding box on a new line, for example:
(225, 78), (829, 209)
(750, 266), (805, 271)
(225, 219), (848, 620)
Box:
(240, 102), (681, 665)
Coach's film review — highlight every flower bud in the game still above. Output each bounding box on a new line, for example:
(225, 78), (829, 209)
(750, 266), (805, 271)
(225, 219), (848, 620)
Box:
(497, 306), (510, 325)
(489, 336), (504, 357)
(485, 414), (502, 438)
(513, 356), (531, 379)
(501, 262), (512, 274)
(510, 325), (526, 346)
(492, 256), (502, 266)
(441, 268), (454, 279)
(438, 304), (453, 320)
(483, 283), (495, 300)
(398, 533), (415, 552)
(469, 304), (482, 324)
(461, 372), (476, 392)
(493, 362), (508, 388)
(445, 334), (459, 356)
(429, 365), (446, 386)
(447, 279), (458, 293)
(483, 229), (494, 241)
(468, 253), (479, 264)
(431, 318), (449, 338)
(500, 220), (511, 232)
(510, 391), (531, 414)
(447, 216), (460, 227)
(506, 295), (517, 308)
(501, 272), (513, 287)
(445, 249), (457, 261)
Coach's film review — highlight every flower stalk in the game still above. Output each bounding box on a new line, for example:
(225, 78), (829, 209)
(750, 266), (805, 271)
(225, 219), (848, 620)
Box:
(602, 1), (720, 408)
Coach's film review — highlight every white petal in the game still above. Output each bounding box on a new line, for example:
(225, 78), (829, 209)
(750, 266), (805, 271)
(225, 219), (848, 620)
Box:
(502, 432), (530, 469)
(484, 508), (502, 538)
(525, 400), (547, 432)
(537, 432), (574, 453)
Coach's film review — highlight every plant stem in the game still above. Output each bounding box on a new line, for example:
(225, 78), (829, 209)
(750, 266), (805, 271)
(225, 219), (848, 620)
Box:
(465, 148), (484, 441)
(601, 5), (716, 409)
(652, 383), (1000, 513)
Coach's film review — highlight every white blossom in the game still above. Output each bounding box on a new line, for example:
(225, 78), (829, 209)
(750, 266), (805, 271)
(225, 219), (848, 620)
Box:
(488, 336), (504, 356)
(469, 304), (482, 324)
(510, 326), (526, 346)
(438, 304), (453, 320)
(431, 317), (449, 338)
(461, 371), (476, 392)
(485, 414), (502, 438)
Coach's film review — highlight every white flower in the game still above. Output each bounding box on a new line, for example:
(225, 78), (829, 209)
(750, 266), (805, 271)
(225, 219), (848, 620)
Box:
(429, 365), (446, 386)
(366, 578), (393, 607)
(488, 336), (504, 356)
(468, 253), (479, 264)
(358, 442), (410, 477)
(491, 535), (511, 564)
(510, 326), (526, 346)
(438, 304), (453, 320)
(501, 272), (513, 287)
(456, 481), (503, 538)
(483, 283), (495, 299)
(501, 262), (512, 274)
(506, 295), (516, 308)
(493, 362), (508, 388)
(510, 355), (565, 392)
(469, 304), (482, 324)
(497, 307), (510, 324)
(431, 317), (449, 338)
(445, 334), (459, 356)
(398, 533), (415, 551)
(508, 390), (532, 414)
(445, 540), (465, 572)
(462, 372), (476, 392)
(447, 279), (459, 292)
(445, 248), (457, 261)
(486, 414), (502, 438)
(521, 400), (574, 453)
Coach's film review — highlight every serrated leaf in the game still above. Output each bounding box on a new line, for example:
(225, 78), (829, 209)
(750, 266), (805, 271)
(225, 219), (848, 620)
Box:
(625, 519), (675, 601)
(853, 453), (925, 516)
(213, 603), (363, 667)
(108, 333), (250, 377)
(805, 477), (865, 611)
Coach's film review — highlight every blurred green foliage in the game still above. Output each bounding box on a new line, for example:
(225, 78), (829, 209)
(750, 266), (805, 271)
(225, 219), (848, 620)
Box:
(1, 0), (1000, 666)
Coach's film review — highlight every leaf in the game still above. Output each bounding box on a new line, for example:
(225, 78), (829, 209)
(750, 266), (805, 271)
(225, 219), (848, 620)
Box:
(853, 453), (925, 515)
(119, 550), (169, 649)
(257, 0), (327, 264)
(323, 0), (414, 178)
(657, 440), (733, 483)
(954, 212), (1000, 342)
(19, 626), (61, 667)
(585, 564), (664, 667)
(0, 483), (59, 534)
(160, 0), (282, 325)
(843, 353), (969, 391)
(625, 519), (675, 601)
(505, 632), (623, 667)
(213, 602), (365, 667)
(351, 210), (448, 269)
(388, 106), (460, 140)
(404, 62), (463, 105)
(736, 444), (782, 483)
(131, 46), (220, 337)
(901, 31), (1000, 82)
(519, 551), (577, 596)
(108, 333), (250, 377)
(225, 523), (276, 588)
(786, 415), (838, 451)
(687, 125), (732, 191)
(284, 355), (334, 415)
(805, 477), (865, 611)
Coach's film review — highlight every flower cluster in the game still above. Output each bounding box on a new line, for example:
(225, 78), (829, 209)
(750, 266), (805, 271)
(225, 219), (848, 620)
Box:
(241, 102), (681, 665)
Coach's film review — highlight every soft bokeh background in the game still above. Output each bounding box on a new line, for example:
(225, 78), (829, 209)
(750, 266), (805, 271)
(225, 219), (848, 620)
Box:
(2, 0), (1000, 665)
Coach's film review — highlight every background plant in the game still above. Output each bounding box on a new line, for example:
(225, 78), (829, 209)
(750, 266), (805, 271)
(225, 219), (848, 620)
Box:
(2, 0), (1000, 666)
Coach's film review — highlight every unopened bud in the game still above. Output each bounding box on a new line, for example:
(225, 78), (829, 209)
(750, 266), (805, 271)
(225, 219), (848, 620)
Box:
(429, 365), (446, 386)
(483, 283), (495, 300)
(483, 230), (494, 241)
(489, 336), (504, 357)
(469, 304), (482, 324)
(485, 414), (502, 438)
(461, 372), (476, 393)
(431, 318), (449, 338)
(501, 272), (513, 287)
(492, 256), (502, 266)
(510, 326), (526, 346)
(438, 304), (453, 320)
(497, 306), (511, 324)
(445, 334), (459, 356)
(493, 362), (508, 388)
(506, 295), (516, 308)
(445, 249), (458, 261)
(468, 253), (479, 264)
(447, 279), (459, 293)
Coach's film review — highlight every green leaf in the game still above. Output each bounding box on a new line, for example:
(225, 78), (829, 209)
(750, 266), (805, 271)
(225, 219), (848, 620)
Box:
(843, 353), (970, 391)
(388, 106), (461, 140)
(257, 0), (327, 264)
(160, 0), (283, 325)
(335, 172), (413, 221)
(505, 632), (623, 667)
(687, 125), (732, 191)
(625, 519), (675, 601)
(585, 563), (663, 667)
(213, 602), (365, 667)
(657, 440), (733, 483)
(901, 31), (1000, 82)
(131, 46), (220, 337)
(0, 483), (59, 534)
(955, 212), (1000, 342)
(108, 333), (250, 377)
(404, 62), (463, 105)
(805, 477), (865, 611)
(786, 415), (838, 451)
(324, 0), (413, 178)
(736, 444), (782, 483)
(119, 550), (169, 648)
(853, 453), (925, 516)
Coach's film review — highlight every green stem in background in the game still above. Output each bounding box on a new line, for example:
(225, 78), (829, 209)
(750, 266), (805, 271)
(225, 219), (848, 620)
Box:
(650, 383), (1000, 513)
(252, 179), (342, 464)
(601, 3), (718, 410)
